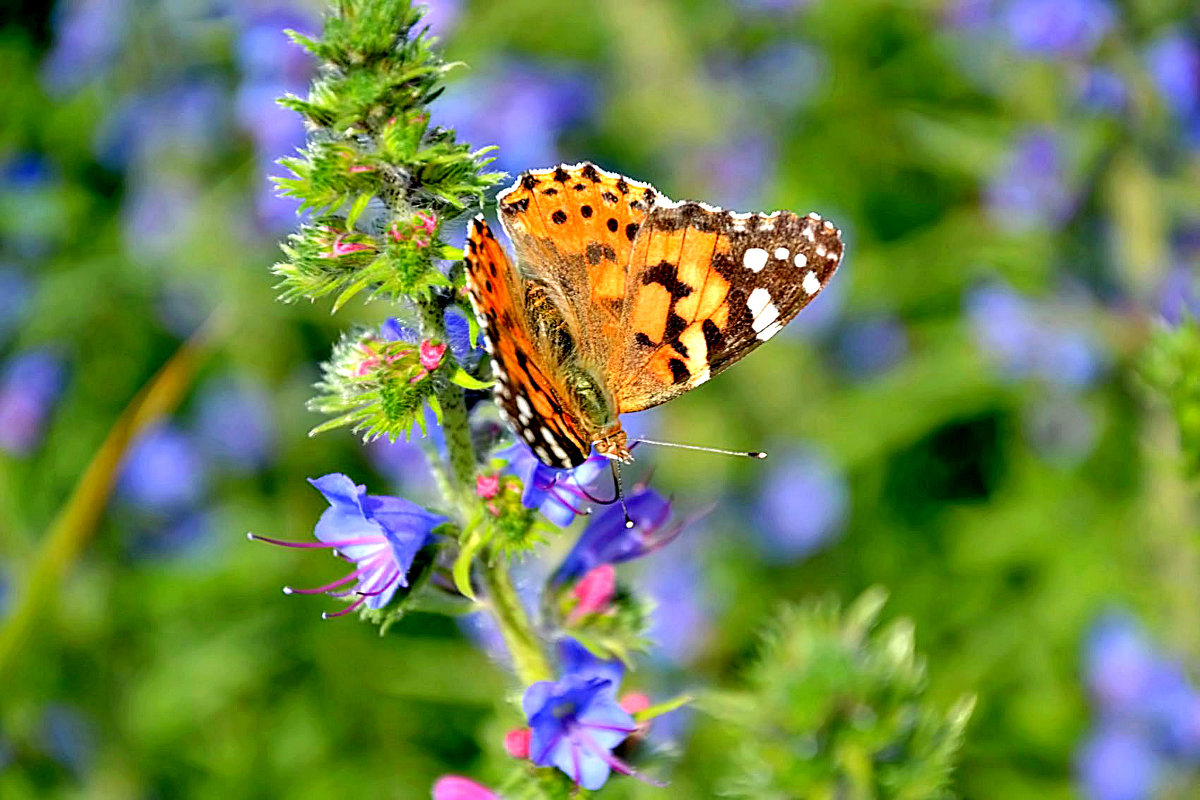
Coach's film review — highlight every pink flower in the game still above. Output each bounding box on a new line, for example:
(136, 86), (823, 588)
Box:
(420, 340), (447, 372)
(324, 234), (373, 258)
(619, 693), (650, 715)
(416, 210), (438, 234)
(568, 564), (616, 623)
(503, 727), (531, 758)
(431, 775), (498, 800)
(349, 164), (375, 173)
(475, 473), (499, 499)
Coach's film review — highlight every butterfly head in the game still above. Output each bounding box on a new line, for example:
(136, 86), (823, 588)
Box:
(593, 426), (633, 464)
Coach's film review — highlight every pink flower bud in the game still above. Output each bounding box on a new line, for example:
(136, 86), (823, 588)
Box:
(503, 727), (531, 759)
(476, 473), (499, 499)
(432, 775), (498, 800)
(326, 235), (373, 258)
(420, 341), (447, 372)
(417, 210), (438, 234)
(619, 693), (651, 715)
(349, 164), (375, 173)
(568, 564), (616, 622)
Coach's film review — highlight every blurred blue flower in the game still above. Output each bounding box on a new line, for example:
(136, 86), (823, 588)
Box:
(368, 436), (438, 497)
(251, 474), (444, 617)
(1077, 725), (1161, 800)
(966, 282), (1105, 389)
(0, 349), (67, 455)
(41, 0), (128, 93)
(523, 673), (636, 790)
(1158, 265), (1200, 325)
(734, 0), (811, 12)
(1002, 0), (1114, 59)
(38, 704), (96, 776)
(436, 60), (595, 177)
(755, 448), (848, 561)
(943, 0), (995, 32)
(117, 424), (209, 512)
(193, 375), (276, 471)
(500, 441), (609, 528)
(1146, 31), (1200, 122)
(1024, 395), (1098, 466)
(1077, 68), (1128, 114)
(691, 132), (773, 211)
(742, 44), (825, 117)
(986, 129), (1074, 231)
(1086, 613), (1163, 718)
(380, 309), (481, 363)
(0, 266), (33, 343)
(417, 0), (462, 40)
(129, 510), (213, 560)
(235, 8), (316, 85)
(1, 154), (61, 258)
(554, 489), (681, 582)
(643, 552), (711, 664)
(121, 175), (199, 259)
(836, 315), (909, 379)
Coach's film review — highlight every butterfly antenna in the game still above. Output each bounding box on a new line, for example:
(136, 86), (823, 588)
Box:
(633, 438), (768, 460)
(609, 460), (635, 528)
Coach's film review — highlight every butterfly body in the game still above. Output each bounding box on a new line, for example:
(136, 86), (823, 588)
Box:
(464, 163), (844, 469)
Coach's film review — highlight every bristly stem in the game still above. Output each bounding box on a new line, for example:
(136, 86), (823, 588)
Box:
(480, 554), (553, 685)
(416, 295), (476, 498)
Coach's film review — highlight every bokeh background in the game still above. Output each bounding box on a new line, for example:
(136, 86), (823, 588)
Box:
(3, 0), (1200, 797)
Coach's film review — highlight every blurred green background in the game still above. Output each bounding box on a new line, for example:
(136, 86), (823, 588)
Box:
(3, 0), (1200, 797)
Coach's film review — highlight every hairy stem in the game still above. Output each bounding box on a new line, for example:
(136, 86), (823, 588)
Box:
(417, 295), (476, 497)
(481, 555), (553, 684)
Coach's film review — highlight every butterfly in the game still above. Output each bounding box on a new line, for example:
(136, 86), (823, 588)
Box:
(463, 162), (844, 469)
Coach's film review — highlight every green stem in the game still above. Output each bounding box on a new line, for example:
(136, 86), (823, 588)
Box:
(416, 295), (476, 496)
(480, 555), (553, 684)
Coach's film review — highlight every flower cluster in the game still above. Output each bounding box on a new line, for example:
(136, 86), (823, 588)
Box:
(1077, 613), (1200, 800)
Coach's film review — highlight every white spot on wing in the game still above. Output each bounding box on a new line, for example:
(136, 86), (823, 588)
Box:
(515, 395), (533, 422)
(757, 319), (784, 341)
(802, 270), (821, 295)
(774, 247), (788, 260)
(747, 287), (772, 318)
(743, 248), (769, 273)
(793, 252), (808, 268)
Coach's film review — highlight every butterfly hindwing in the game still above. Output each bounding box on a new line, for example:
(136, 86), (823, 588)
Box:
(610, 202), (844, 414)
(463, 216), (592, 468)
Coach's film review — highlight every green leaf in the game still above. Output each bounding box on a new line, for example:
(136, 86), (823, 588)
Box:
(452, 524), (486, 601)
(448, 366), (492, 390)
(633, 693), (693, 723)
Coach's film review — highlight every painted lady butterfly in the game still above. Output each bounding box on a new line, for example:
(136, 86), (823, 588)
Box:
(464, 162), (844, 469)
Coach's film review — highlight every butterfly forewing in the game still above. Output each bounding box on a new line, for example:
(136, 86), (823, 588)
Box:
(463, 216), (592, 468)
(610, 202), (844, 414)
(496, 163), (659, 359)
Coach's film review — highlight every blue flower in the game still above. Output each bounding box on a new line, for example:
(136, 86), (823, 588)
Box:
(500, 441), (609, 528)
(554, 489), (682, 582)
(1076, 725), (1161, 800)
(380, 310), (481, 363)
(1146, 31), (1200, 122)
(1077, 68), (1128, 115)
(193, 375), (276, 471)
(0, 349), (66, 455)
(117, 424), (209, 512)
(436, 60), (595, 177)
(1002, 0), (1114, 59)
(250, 474), (445, 617)
(0, 265), (32, 343)
(755, 448), (848, 561)
(985, 129), (1074, 231)
(1158, 265), (1200, 325)
(41, 0), (129, 94)
(523, 673), (637, 790)
(835, 315), (909, 379)
(643, 551), (711, 664)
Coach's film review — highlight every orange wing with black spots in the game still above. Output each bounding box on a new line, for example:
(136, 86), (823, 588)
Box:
(496, 163), (658, 362)
(610, 203), (844, 414)
(463, 216), (592, 467)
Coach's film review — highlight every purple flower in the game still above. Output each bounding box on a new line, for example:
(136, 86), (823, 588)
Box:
(554, 489), (683, 582)
(1076, 725), (1160, 800)
(558, 637), (625, 687)
(0, 350), (67, 455)
(41, 0), (129, 93)
(1077, 68), (1128, 114)
(436, 60), (595, 177)
(1146, 32), (1200, 121)
(643, 552), (711, 664)
(500, 441), (609, 528)
(117, 424), (209, 512)
(523, 674), (636, 790)
(755, 448), (848, 561)
(250, 474), (444, 617)
(687, 133), (774, 211)
(122, 175), (199, 259)
(1158, 265), (1200, 325)
(380, 310), (481, 363)
(966, 282), (1105, 389)
(1003, 0), (1115, 59)
(235, 9), (316, 85)
(986, 129), (1074, 231)
(836, 315), (909, 379)
(193, 375), (276, 471)
(416, 0), (462, 40)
